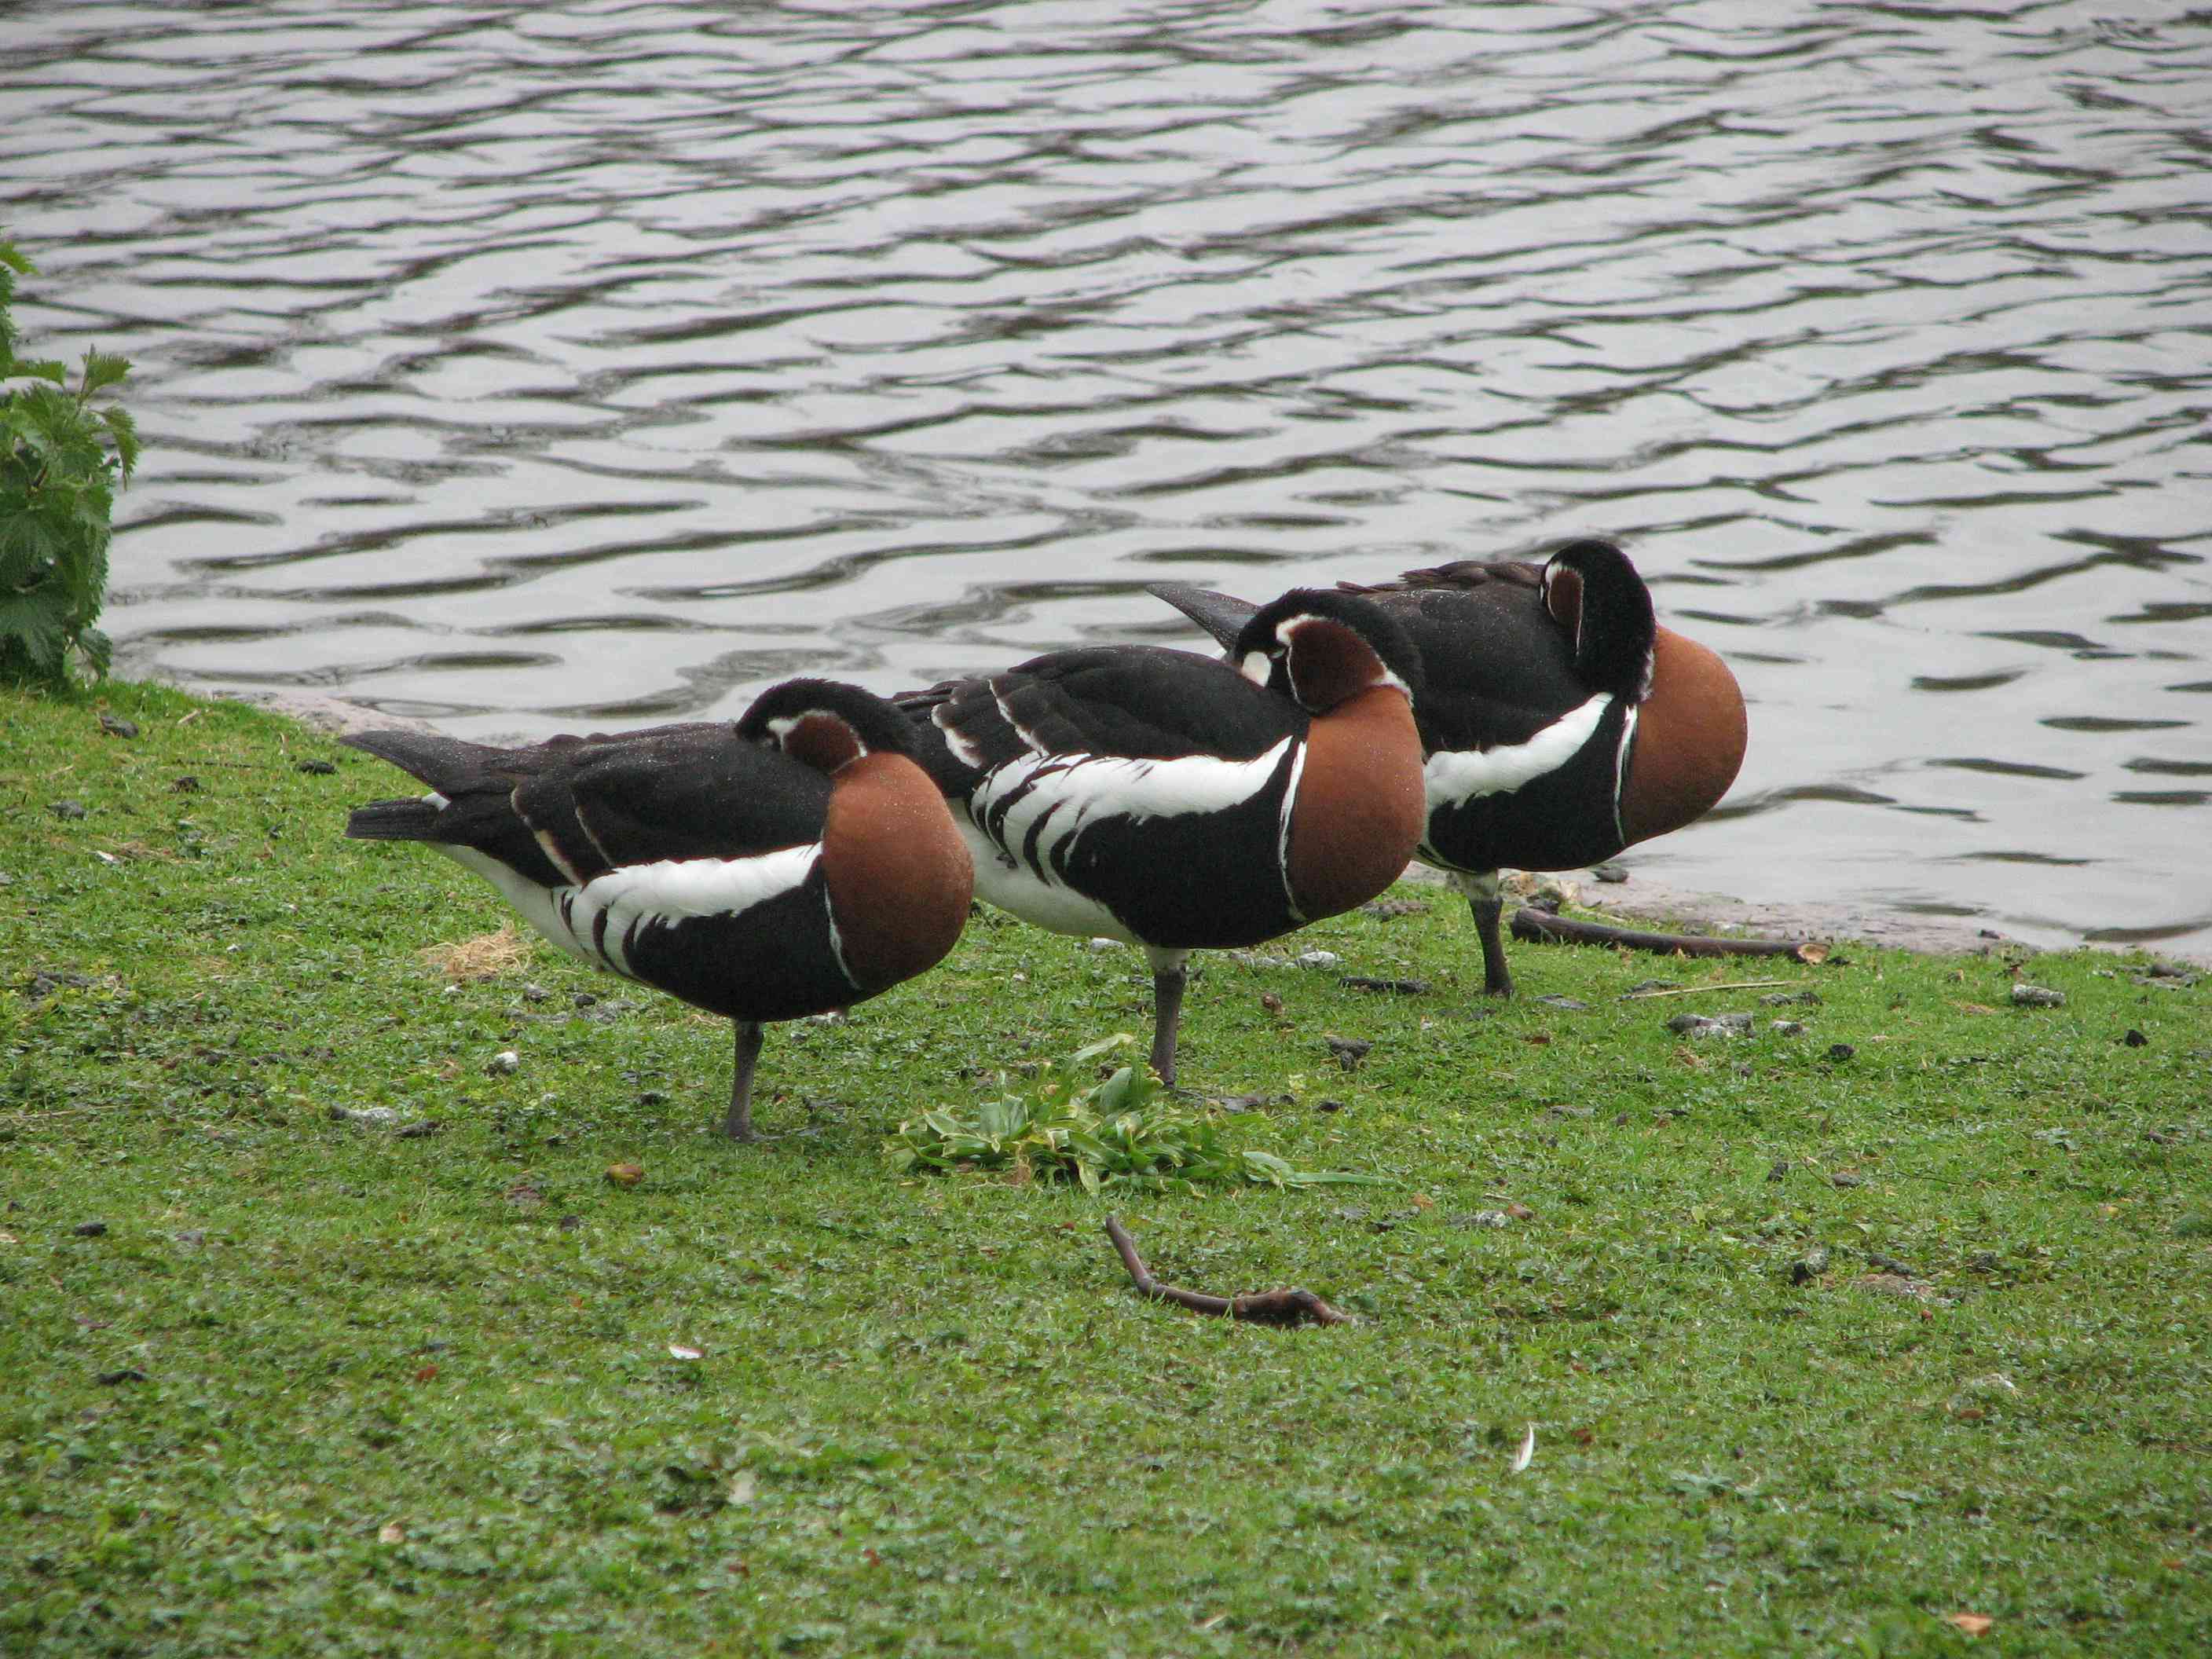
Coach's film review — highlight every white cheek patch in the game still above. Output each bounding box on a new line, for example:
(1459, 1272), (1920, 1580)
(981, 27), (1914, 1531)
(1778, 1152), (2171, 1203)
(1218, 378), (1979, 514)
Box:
(1423, 694), (1613, 802)
(1236, 651), (1273, 686)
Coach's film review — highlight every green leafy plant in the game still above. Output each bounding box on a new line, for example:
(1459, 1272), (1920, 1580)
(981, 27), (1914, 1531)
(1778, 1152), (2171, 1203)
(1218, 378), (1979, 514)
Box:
(888, 1034), (1389, 1194)
(1, 235), (138, 687)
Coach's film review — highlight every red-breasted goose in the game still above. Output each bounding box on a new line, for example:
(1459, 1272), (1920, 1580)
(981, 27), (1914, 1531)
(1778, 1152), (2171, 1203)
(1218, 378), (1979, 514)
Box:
(1150, 540), (1746, 997)
(897, 589), (1427, 1085)
(341, 679), (973, 1140)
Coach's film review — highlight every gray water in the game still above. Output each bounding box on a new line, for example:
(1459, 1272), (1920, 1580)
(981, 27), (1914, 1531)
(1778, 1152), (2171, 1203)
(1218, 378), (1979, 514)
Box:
(4, 0), (2207, 954)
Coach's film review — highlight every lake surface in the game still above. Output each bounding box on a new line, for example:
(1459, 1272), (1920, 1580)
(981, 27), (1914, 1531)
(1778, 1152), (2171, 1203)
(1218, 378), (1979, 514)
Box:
(4, 0), (2206, 954)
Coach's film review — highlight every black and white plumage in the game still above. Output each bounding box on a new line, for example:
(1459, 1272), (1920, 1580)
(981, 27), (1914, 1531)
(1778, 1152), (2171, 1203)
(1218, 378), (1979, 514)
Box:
(341, 679), (973, 1140)
(899, 590), (1429, 1085)
(1151, 540), (1747, 997)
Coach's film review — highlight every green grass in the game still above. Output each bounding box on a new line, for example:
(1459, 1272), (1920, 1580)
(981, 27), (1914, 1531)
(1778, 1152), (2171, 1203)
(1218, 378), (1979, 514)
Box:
(2, 680), (2207, 1657)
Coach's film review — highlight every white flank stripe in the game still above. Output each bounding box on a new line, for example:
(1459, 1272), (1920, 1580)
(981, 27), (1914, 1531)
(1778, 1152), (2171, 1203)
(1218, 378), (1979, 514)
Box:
(1610, 703), (1639, 844)
(437, 843), (821, 977)
(1422, 694), (1613, 804)
(965, 740), (1297, 941)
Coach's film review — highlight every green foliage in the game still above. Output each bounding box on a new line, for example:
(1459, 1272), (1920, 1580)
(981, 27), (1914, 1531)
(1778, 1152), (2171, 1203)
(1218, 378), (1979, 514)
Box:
(888, 1033), (1389, 1192)
(0, 236), (137, 689)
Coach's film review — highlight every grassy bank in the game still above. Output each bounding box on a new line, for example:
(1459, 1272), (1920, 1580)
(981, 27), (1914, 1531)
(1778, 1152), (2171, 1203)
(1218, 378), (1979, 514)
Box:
(2, 680), (2207, 1657)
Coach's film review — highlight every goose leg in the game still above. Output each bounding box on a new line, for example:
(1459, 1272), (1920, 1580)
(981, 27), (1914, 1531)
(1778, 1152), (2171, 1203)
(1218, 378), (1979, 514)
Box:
(1143, 946), (1192, 1086)
(722, 1020), (767, 1141)
(1452, 870), (1514, 998)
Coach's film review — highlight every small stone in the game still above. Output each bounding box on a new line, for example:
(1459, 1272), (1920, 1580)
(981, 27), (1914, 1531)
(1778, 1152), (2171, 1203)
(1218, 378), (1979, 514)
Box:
(485, 1049), (522, 1076)
(295, 758), (337, 775)
(1544, 1103), (1594, 1120)
(1771, 1020), (1807, 1037)
(1341, 976), (1429, 995)
(172, 775), (201, 793)
(71, 1221), (108, 1238)
(1868, 1251), (1918, 1277)
(1460, 1210), (1511, 1229)
(1761, 990), (1822, 1007)
(1826, 1043), (1856, 1063)
(96, 1368), (147, 1385)
(606, 1162), (645, 1188)
(558, 1214), (583, 1232)
(1790, 1246), (1829, 1284)
(1767, 1160), (1790, 1182)
(328, 1105), (401, 1126)
(1294, 950), (1342, 969)
(1358, 898), (1430, 918)
(1086, 937), (1122, 952)
(396, 1119), (442, 1139)
(2122, 1029), (2148, 1048)
(1324, 1035), (1372, 1070)
(1535, 995), (1590, 1012)
(1590, 862), (1629, 883)
(1667, 1012), (1752, 1038)
(521, 983), (551, 1003)
(572, 991), (597, 1009)
(1259, 991), (1284, 1013)
(2010, 984), (2066, 1009)
(97, 714), (139, 739)
(1830, 1170), (1864, 1188)
(49, 800), (87, 821)
(1624, 979), (1677, 995)
(1313, 1097), (1346, 1113)
(174, 1229), (205, 1247)
(637, 1089), (669, 1106)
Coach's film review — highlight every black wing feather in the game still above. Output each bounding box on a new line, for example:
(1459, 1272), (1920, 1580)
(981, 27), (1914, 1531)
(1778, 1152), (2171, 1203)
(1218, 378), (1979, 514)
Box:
(342, 723), (830, 886)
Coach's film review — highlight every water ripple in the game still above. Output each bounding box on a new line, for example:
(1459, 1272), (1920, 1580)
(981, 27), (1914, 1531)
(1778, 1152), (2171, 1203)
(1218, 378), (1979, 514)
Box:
(2, 0), (2204, 953)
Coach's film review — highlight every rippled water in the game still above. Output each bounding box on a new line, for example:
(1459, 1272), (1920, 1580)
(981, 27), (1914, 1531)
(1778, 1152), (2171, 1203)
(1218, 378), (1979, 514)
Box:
(4, 0), (2206, 953)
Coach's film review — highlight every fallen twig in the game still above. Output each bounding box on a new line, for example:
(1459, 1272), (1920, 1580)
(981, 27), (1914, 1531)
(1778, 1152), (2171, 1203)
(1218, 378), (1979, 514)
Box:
(1619, 979), (1791, 1000)
(1511, 909), (1826, 963)
(1102, 1216), (1350, 1327)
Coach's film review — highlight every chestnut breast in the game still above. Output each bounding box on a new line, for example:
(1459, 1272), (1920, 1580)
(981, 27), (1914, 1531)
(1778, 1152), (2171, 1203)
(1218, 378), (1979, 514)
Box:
(1620, 627), (1746, 846)
(1285, 685), (1427, 921)
(820, 752), (975, 993)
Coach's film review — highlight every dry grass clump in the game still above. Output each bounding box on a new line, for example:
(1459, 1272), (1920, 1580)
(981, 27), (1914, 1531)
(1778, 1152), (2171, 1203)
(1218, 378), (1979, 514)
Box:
(417, 922), (532, 982)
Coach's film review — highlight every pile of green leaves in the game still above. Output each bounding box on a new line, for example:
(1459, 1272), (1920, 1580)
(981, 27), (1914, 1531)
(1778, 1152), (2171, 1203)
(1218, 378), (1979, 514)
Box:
(888, 1034), (1388, 1193)
(1, 236), (138, 688)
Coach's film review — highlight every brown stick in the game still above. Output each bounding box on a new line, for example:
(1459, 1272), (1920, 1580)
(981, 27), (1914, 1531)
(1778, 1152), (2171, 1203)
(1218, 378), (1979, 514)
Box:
(1511, 907), (1825, 963)
(1102, 1216), (1350, 1327)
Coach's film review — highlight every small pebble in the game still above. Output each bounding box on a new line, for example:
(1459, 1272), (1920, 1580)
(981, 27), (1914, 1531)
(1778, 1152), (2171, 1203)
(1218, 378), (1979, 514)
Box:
(1667, 1012), (1752, 1038)
(522, 983), (551, 1003)
(172, 775), (201, 793)
(558, 1214), (583, 1232)
(1767, 1160), (1790, 1182)
(1826, 1043), (1856, 1063)
(1760, 990), (1822, 1007)
(1460, 1210), (1511, 1229)
(1535, 994), (1590, 1012)
(1294, 950), (1342, 969)
(1590, 862), (1629, 883)
(2010, 984), (2066, 1009)
(96, 1368), (148, 1386)
(1771, 1020), (1807, 1037)
(1789, 1245), (1829, 1284)
(1324, 1035), (1372, 1071)
(49, 800), (87, 821)
(1313, 1097), (1346, 1114)
(97, 714), (139, 739)
(295, 758), (337, 775)
(1831, 1170), (1864, 1188)
(328, 1105), (401, 1126)
(396, 1119), (442, 1139)
(2122, 1029), (2148, 1047)
(1085, 937), (1122, 952)
(485, 1049), (522, 1076)
(71, 1221), (108, 1238)
(1341, 976), (1429, 995)
(572, 991), (597, 1009)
